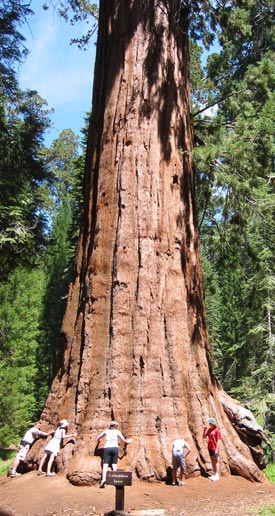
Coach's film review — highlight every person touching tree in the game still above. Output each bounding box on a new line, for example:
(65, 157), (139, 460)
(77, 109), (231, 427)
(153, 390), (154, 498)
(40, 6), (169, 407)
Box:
(203, 418), (222, 481)
(171, 437), (191, 486)
(9, 422), (53, 478)
(97, 421), (132, 488)
(37, 420), (76, 477)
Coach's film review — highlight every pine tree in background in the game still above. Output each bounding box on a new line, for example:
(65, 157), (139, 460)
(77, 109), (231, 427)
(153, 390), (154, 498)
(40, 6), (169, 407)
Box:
(0, 89), (52, 276)
(0, 2), (87, 445)
(38, 129), (82, 391)
(192, 0), (275, 427)
(0, 267), (46, 446)
(0, 125), (85, 444)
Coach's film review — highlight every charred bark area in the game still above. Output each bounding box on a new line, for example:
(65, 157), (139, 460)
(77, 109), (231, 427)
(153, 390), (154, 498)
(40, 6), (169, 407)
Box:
(27, 0), (269, 484)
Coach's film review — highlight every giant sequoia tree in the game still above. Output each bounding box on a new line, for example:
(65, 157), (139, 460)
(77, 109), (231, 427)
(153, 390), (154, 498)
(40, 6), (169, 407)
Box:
(29, 1), (270, 484)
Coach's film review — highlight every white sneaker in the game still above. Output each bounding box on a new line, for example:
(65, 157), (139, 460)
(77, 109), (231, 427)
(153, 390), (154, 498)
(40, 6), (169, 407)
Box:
(10, 472), (21, 478)
(210, 473), (219, 481)
(178, 481), (186, 486)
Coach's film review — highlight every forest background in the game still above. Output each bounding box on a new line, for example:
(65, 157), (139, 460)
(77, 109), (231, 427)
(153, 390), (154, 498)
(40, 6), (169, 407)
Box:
(1, 0), (275, 468)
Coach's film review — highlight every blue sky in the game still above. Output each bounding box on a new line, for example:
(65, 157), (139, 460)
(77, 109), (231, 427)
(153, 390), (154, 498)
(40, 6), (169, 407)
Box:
(19, 1), (98, 147)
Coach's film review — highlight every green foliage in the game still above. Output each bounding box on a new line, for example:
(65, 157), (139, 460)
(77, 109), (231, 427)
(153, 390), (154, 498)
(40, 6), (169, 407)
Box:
(40, 199), (74, 384)
(265, 463), (275, 483)
(37, 129), (83, 387)
(0, 0), (32, 94)
(41, 128), (80, 211)
(248, 506), (275, 516)
(0, 126), (85, 444)
(69, 114), (89, 244)
(0, 0), (52, 276)
(0, 450), (16, 476)
(0, 89), (52, 275)
(43, 0), (99, 49)
(189, 1), (217, 49)
(0, 267), (47, 446)
(191, 0), (275, 414)
(0, 0), (86, 446)
(0, 458), (12, 476)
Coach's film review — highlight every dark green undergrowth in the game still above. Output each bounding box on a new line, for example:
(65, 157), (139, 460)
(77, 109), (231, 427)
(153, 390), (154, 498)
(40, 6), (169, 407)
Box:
(0, 449), (16, 476)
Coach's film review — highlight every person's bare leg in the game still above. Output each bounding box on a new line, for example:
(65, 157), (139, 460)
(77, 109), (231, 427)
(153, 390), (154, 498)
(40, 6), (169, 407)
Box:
(177, 467), (187, 486)
(211, 456), (217, 474)
(37, 453), (47, 473)
(100, 463), (109, 486)
(179, 468), (185, 484)
(10, 458), (20, 473)
(214, 456), (220, 478)
(46, 454), (55, 475)
(172, 469), (177, 484)
(10, 457), (21, 476)
(210, 456), (219, 480)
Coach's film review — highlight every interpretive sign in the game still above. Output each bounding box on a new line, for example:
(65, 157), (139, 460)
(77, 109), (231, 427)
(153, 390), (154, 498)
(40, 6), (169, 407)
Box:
(106, 470), (132, 486)
(106, 470), (133, 510)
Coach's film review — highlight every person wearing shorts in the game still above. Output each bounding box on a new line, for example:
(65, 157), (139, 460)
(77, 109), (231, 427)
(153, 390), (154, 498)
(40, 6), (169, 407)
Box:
(172, 438), (191, 486)
(97, 421), (132, 488)
(10, 422), (52, 478)
(203, 417), (222, 481)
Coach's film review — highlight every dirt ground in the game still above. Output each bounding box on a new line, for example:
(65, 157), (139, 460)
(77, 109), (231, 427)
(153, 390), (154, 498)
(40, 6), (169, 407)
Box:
(1, 471), (275, 516)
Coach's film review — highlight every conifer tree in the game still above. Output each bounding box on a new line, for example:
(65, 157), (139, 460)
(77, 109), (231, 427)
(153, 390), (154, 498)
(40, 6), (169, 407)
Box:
(193, 0), (275, 406)
(0, 267), (46, 446)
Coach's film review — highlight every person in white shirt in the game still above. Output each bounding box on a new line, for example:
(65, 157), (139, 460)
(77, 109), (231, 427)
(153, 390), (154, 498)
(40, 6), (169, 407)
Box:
(10, 422), (53, 478)
(172, 438), (191, 486)
(37, 419), (76, 477)
(97, 421), (132, 488)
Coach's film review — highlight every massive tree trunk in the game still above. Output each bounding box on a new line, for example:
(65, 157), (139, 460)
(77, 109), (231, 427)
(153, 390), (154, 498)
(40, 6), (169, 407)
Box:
(29, 0), (269, 484)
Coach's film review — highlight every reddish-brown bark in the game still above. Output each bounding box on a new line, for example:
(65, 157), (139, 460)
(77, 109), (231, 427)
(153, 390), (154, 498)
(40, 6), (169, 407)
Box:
(28, 0), (269, 484)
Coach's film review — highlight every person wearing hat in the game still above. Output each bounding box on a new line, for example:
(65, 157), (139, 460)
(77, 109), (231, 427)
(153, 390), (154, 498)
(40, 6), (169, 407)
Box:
(97, 421), (132, 488)
(37, 419), (76, 477)
(9, 422), (53, 478)
(203, 417), (222, 481)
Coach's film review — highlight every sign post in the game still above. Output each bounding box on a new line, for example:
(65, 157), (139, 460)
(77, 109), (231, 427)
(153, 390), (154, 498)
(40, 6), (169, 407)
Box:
(106, 470), (132, 511)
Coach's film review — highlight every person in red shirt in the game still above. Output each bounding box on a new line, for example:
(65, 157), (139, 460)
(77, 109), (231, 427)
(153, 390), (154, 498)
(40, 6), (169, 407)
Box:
(203, 417), (222, 481)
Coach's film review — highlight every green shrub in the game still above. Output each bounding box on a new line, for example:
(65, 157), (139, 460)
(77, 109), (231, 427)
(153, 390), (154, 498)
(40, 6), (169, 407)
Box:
(0, 451), (15, 476)
(264, 463), (275, 483)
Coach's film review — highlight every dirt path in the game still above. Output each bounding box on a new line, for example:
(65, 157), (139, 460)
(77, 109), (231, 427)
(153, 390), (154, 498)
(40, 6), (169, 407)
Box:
(1, 472), (275, 516)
